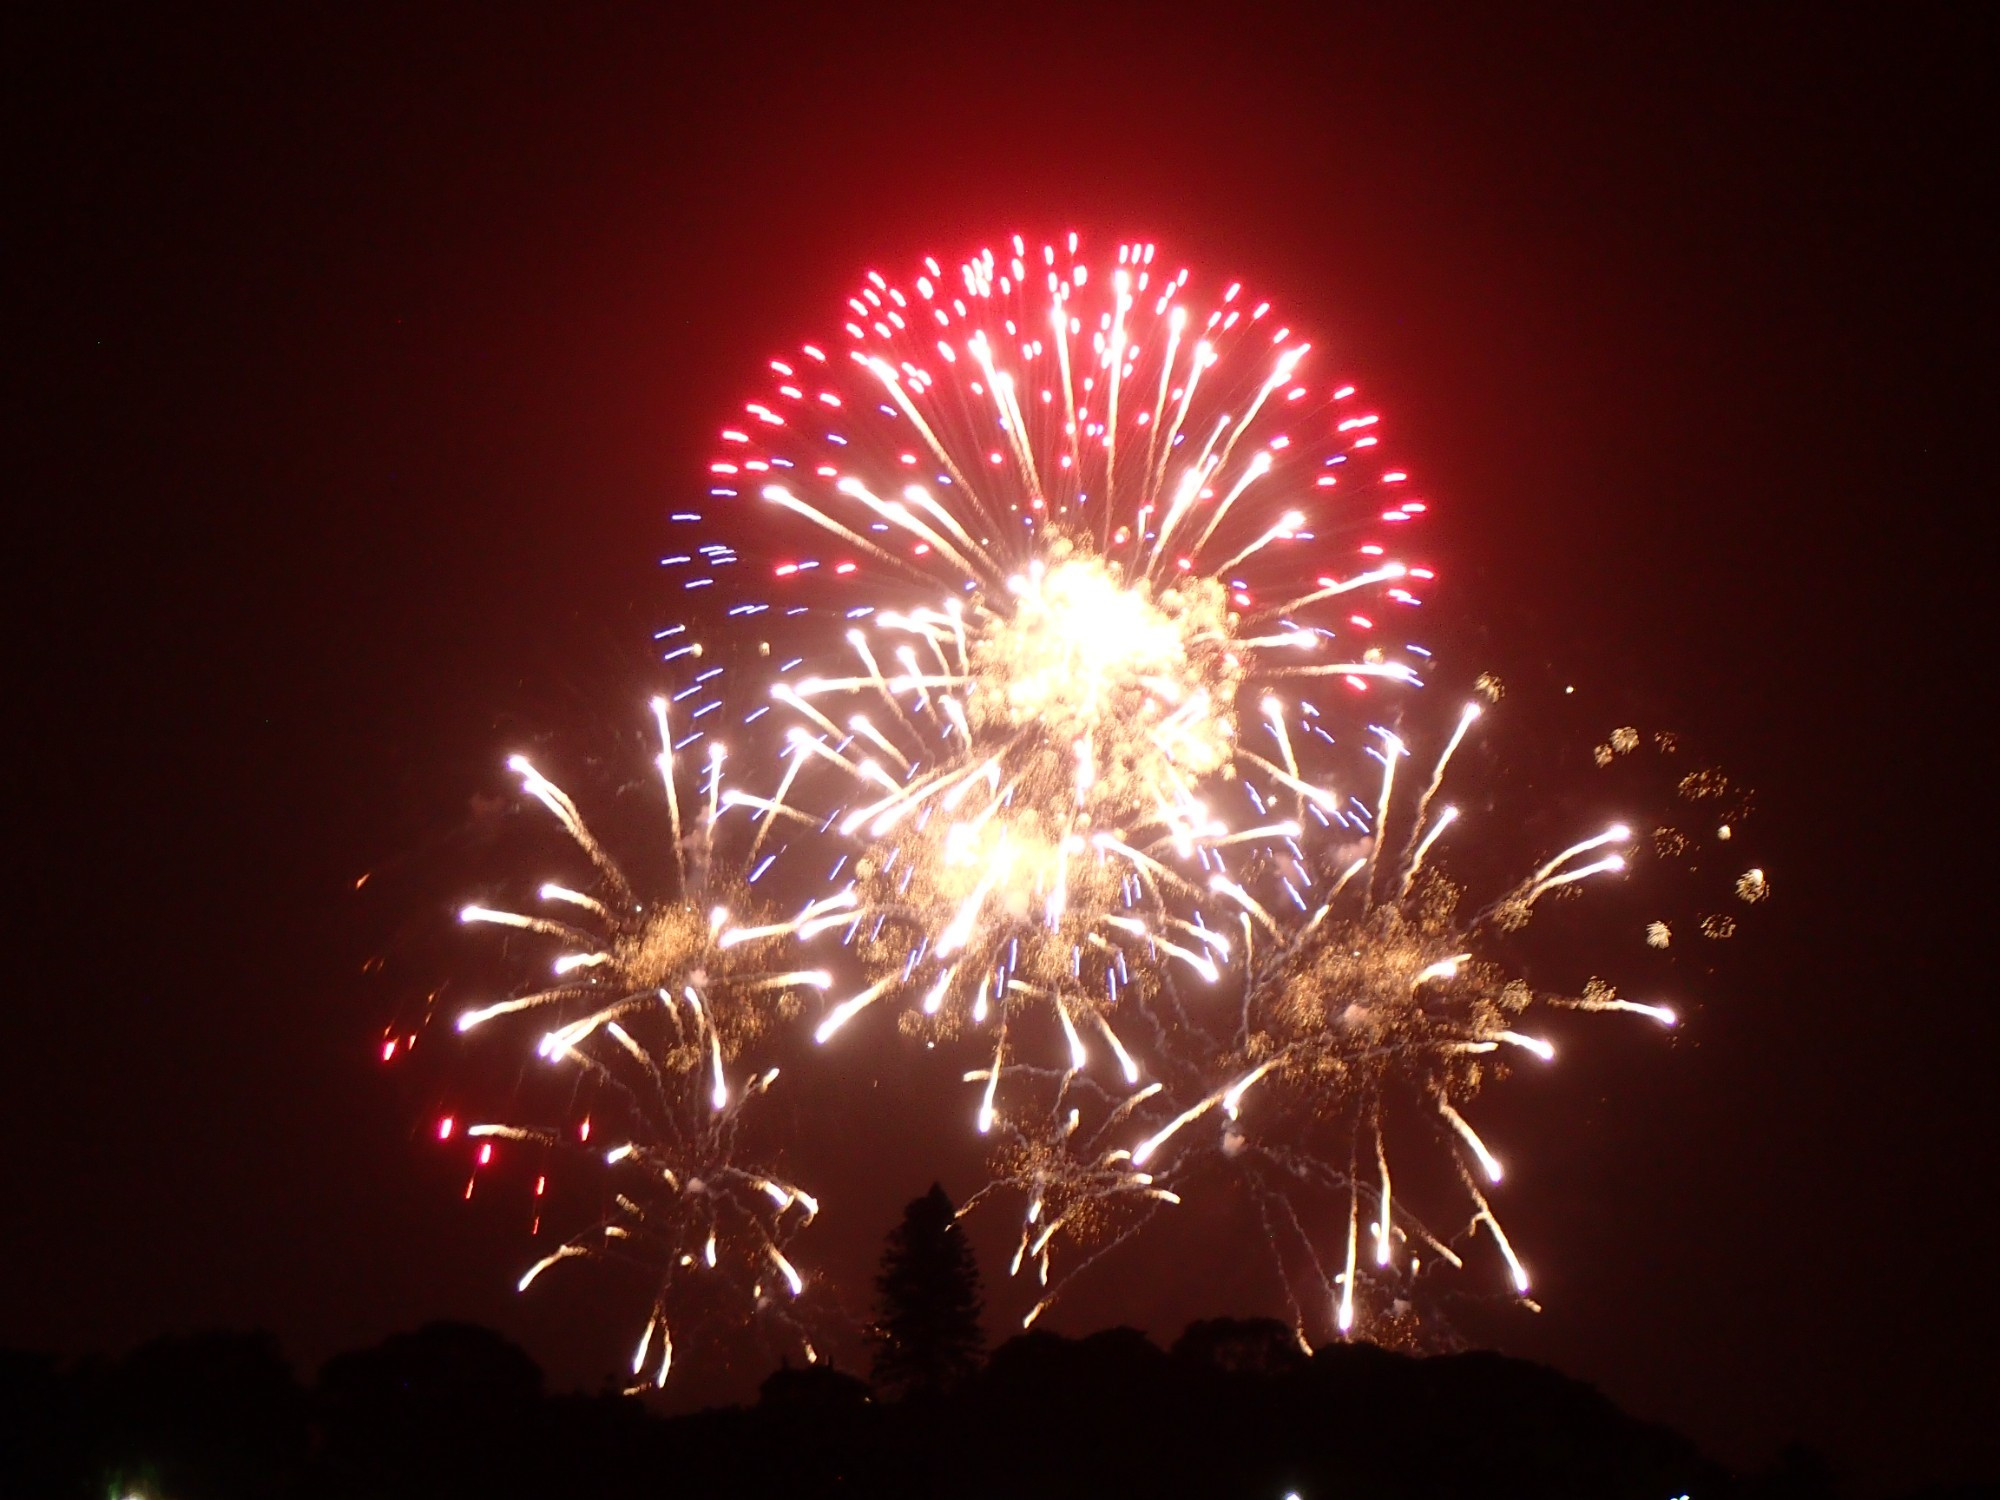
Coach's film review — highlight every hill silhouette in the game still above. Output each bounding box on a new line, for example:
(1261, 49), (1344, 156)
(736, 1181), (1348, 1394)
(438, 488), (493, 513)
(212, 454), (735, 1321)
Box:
(12, 1317), (1986, 1499)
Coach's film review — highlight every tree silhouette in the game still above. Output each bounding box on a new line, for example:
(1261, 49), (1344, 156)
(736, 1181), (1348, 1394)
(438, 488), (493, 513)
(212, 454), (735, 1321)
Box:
(870, 1182), (985, 1397)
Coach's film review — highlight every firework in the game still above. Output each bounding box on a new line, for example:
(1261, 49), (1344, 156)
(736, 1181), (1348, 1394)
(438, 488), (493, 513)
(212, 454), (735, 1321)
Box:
(1115, 706), (1625, 1332)
(688, 235), (1428, 1113)
(412, 232), (1754, 1364)
(669, 233), (1749, 1342)
(443, 702), (827, 1383)
(999, 686), (1755, 1342)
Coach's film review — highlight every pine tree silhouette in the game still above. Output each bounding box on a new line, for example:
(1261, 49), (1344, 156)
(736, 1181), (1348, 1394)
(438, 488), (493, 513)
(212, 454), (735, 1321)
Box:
(870, 1182), (985, 1396)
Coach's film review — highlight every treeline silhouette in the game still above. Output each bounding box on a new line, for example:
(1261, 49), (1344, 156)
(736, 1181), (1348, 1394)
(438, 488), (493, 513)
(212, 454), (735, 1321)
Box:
(5, 1190), (1985, 1499)
(8, 1317), (1985, 1500)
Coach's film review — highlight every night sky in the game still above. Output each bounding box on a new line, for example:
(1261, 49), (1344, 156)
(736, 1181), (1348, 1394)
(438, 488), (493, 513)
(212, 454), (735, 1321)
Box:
(10, 5), (1993, 1492)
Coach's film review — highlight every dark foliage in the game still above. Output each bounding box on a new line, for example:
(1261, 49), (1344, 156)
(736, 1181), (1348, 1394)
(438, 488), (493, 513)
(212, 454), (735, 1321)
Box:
(86, 1332), (308, 1500)
(1172, 1314), (1311, 1377)
(869, 1181), (985, 1397)
(757, 1361), (873, 1413)
(10, 1315), (1982, 1499)
(312, 1322), (544, 1498)
(1, 1349), (89, 1498)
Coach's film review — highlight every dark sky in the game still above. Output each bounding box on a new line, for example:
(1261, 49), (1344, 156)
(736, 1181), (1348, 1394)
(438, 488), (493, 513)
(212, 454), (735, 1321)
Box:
(10, 4), (1993, 1491)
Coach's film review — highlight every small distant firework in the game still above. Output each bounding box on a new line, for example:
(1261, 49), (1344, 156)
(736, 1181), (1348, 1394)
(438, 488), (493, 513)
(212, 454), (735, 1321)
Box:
(444, 702), (826, 1383)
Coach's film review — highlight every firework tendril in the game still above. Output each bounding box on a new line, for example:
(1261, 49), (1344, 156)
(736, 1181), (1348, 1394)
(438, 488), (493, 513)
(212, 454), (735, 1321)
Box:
(444, 708), (827, 1386)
